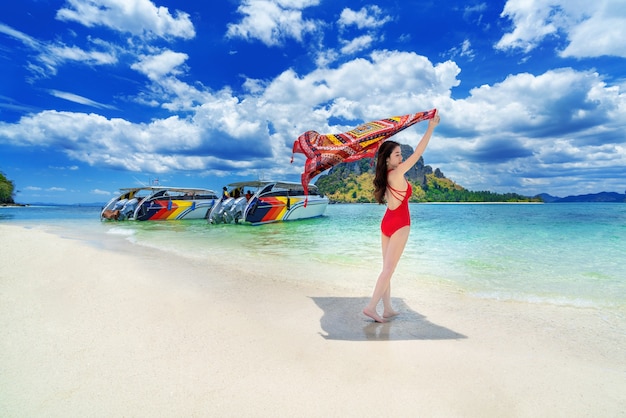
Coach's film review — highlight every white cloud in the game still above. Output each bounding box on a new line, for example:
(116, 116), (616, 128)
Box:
(338, 5), (392, 30)
(314, 49), (339, 68)
(257, 51), (459, 138)
(444, 68), (623, 141)
(226, 0), (320, 46)
(47, 44), (117, 65)
(0, 22), (118, 78)
(37, 43), (118, 77)
(56, 0), (195, 40)
(496, 0), (564, 53)
(0, 22), (41, 49)
(131, 50), (189, 80)
(426, 67), (626, 195)
(447, 39), (475, 61)
(496, 0), (626, 58)
(560, 4), (626, 58)
(464, 3), (488, 20)
(334, 6), (391, 58)
(91, 188), (112, 195)
(49, 90), (118, 110)
(340, 35), (373, 55)
(49, 165), (80, 170)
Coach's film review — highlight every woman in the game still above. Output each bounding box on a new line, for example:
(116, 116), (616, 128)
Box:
(363, 112), (441, 322)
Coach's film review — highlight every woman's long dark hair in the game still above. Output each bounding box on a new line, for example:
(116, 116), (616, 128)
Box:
(373, 140), (400, 204)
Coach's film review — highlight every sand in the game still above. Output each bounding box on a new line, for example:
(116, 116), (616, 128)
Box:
(0, 224), (624, 417)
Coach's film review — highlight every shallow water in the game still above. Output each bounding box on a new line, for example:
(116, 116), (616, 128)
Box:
(2, 202), (625, 311)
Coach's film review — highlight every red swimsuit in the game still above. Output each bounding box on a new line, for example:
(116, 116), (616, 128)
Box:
(380, 180), (412, 237)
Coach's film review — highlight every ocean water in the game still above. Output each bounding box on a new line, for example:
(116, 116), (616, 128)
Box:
(2, 203), (625, 312)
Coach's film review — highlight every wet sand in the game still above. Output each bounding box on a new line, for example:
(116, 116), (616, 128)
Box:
(0, 224), (624, 417)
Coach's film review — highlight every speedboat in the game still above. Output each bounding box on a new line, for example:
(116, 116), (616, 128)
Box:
(101, 186), (219, 221)
(208, 181), (328, 225)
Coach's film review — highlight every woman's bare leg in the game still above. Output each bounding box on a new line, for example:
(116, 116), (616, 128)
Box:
(382, 233), (398, 317)
(363, 226), (410, 322)
(382, 285), (399, 318)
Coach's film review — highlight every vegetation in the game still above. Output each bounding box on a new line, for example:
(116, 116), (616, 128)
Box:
(418, 173), (539, 202)
(317, 172), (377, 203)
(0, 171), (16, 204)
(316, 166), (541, 204)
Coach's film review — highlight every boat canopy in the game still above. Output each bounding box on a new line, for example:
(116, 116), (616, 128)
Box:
(118, 186), (218, 195)
(226, 180), (319, 192)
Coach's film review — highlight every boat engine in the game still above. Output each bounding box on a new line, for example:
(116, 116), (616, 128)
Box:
(209, 198), (235, 224)
(224, 197), (248, 223)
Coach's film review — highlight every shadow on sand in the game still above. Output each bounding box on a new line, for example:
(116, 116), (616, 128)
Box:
(311, 297), (466, 341)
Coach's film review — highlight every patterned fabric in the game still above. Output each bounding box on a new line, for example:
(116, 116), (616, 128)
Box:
(292, 109), (437, 197)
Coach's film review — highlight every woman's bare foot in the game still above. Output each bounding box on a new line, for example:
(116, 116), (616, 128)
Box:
(363, 307), (386, 323)
(383, 309), (399, 319)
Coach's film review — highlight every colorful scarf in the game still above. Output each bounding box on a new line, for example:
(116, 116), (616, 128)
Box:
(292, 109), (437, 198)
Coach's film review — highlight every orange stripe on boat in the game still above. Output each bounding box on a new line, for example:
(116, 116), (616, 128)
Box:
(260, 197), (287, 222)
(166, 200), (192, 219)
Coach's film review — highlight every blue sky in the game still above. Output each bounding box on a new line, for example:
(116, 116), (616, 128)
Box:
(1, 0), (625, 204)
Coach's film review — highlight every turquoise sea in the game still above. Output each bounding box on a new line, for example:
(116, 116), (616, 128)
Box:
(2, 203), (625, 313)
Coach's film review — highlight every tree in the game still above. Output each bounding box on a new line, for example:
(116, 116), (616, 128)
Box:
(0, 171), (16, 204)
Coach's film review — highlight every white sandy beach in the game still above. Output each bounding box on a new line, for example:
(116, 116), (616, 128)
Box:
(0, 224), (624, 417)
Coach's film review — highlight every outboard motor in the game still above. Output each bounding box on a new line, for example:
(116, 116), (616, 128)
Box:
(119, 198), (138, 220)
(209, 198), (235, 224)
(113, 198), (128, 211)
(224, 197), (248, 223)
(208, 199), (223, 224)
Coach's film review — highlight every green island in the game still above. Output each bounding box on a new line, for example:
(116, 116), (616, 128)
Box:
(315, 144), (541, 204)
(0, 171), (18, 205)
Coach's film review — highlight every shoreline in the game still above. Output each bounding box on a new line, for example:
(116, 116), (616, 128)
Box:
(1, 224), (624, 416)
